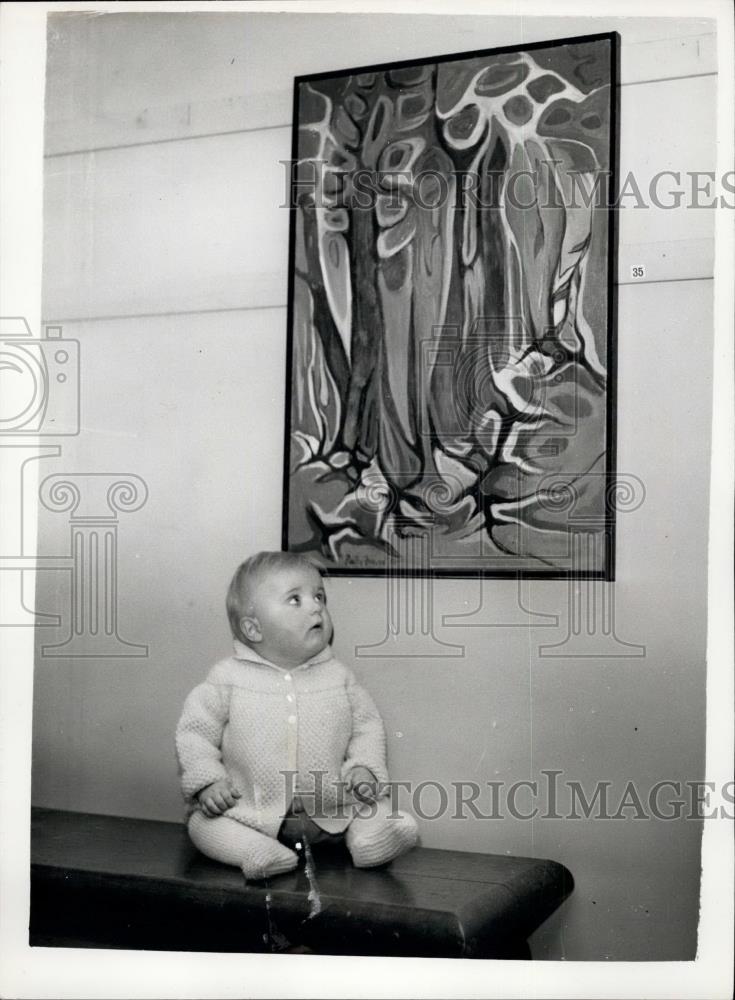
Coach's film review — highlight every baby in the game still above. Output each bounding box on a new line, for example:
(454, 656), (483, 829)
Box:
(175, 550), (418, 879)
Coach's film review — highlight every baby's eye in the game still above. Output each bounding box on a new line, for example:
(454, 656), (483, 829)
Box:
(288, 595), (301, 606)
(315, 591), (326, 604)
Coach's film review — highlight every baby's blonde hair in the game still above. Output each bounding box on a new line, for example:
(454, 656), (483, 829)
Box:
(226, 551), (324, 645)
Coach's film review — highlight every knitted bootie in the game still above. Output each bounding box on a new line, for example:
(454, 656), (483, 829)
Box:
(188, 811), (299, 879)
(240, 839), (299, 880)
(347, 811), (419, 869)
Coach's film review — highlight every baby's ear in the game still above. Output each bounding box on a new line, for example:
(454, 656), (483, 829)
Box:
(241, 616), (261, 643)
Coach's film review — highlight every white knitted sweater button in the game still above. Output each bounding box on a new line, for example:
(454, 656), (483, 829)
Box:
(284, 673), (292, 681)
(287, 715), (297, 724)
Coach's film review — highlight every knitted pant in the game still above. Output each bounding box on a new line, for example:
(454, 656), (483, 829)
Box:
(188, 799), (418, 880)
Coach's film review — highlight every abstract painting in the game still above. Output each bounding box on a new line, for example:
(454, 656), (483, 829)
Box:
(283, 33), (618, 577)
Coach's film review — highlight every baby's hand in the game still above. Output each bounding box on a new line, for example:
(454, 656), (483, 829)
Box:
(197, 779), (241, 817)
(345, 766), (379, 803)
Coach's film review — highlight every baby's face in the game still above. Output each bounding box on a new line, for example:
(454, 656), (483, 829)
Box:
(245, 564), (332, 668)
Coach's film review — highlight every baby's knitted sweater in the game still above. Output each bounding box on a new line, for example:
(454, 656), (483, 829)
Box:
(175, 641), (389, 836)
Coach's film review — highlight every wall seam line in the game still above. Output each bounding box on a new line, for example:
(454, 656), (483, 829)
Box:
(40, 277), (715, 326)
(42, 71), (718, 160)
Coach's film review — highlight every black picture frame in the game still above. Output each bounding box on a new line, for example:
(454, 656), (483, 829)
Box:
(282, 31), (619, 579)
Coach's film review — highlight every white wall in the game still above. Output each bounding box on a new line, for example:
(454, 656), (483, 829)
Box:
(32, 11), (716, 961)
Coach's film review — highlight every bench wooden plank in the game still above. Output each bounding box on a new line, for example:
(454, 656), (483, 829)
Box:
(30, 807), (573, 958)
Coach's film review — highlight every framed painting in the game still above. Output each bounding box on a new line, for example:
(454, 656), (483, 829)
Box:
(283, 32), (619, 577)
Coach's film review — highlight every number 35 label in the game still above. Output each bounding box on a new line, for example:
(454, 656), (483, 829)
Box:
(631, 265), (646, 279)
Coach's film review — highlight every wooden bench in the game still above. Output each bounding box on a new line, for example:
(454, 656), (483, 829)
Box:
(30, 807), (573, 959)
